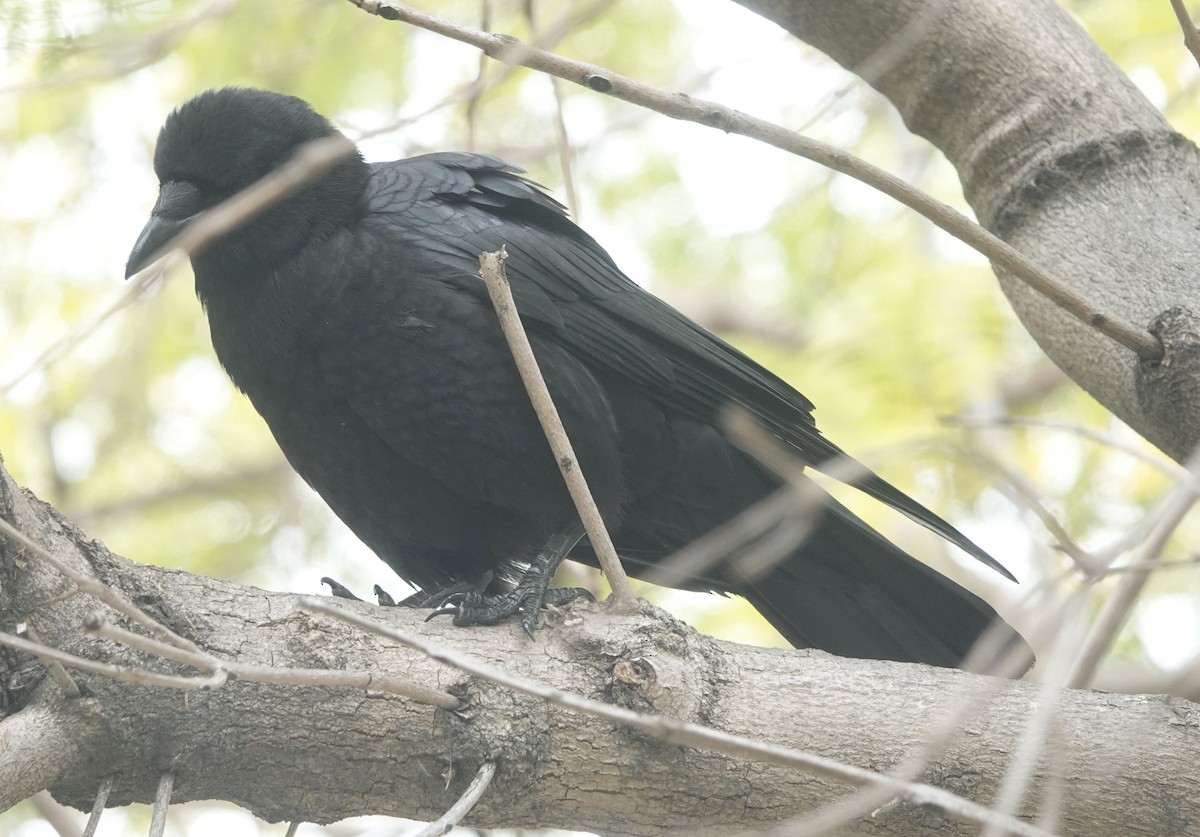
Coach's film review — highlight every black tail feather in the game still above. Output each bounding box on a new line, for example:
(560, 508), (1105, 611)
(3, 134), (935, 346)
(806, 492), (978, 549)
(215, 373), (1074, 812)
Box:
(740, 495), (1029, 668)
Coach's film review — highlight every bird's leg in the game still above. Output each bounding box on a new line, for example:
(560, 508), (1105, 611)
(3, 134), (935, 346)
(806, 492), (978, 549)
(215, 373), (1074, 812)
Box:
(427, 524), (594, 637)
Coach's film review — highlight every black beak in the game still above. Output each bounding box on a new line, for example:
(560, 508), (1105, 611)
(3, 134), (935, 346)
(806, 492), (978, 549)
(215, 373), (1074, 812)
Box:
(125, 214), (186, 279)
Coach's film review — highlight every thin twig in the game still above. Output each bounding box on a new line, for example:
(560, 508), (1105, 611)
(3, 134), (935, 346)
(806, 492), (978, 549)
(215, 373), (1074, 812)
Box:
(944, 414), (1183, 479)
(18, 623), (82, 698)
(358, 0), (615, 147)
(464, 0), (491, 151)
(1104, 552), (1200, 574)
(81, 776), (113, 837)
(641, 485), (803, 589)
(408, 760), (497, 837)
(1170, 0), (1200, 68)
(0, 630), (227, 691)
(149, 773), (173, 837)
(0, 518), (203, 654)
(524, 0), (580, 219)
(983, 596), (1088, 837)
(347, 0), (1161, 360)
(1067, 447), (1200, 688)
(303, 598), (1051, 837)
(0, 0), (236, 96)
(1, 134), (355, 396)
(643, 409), (874, 589)
(88, 613), (464, 711)
(30, 790), (82, 837)
(957, 445), (1094, 572)
(793, 4), (946, 134)
(478, 249), (634, 602)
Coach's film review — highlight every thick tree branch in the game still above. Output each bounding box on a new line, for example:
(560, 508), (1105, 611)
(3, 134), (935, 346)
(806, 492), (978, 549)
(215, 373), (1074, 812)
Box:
(733, 0), (1200, 462)
(3, 455), (1200, 834)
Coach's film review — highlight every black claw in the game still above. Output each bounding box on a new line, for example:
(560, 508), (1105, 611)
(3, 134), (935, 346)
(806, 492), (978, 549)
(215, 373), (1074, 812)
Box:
(322, 577), (364, 601)
(374, 585), (397, 606)
(521, 608), (539, 639)
(426, 604), (460, 622)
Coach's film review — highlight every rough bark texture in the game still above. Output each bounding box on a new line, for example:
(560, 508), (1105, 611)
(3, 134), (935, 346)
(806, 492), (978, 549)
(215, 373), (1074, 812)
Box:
(3, 457), (1200, 835)
(733, 0), (1200, 463)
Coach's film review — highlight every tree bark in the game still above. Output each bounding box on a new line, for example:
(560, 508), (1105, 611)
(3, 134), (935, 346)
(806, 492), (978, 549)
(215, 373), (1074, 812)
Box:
(733, 0), (1200, 463)
(3, 455), (1200, 835)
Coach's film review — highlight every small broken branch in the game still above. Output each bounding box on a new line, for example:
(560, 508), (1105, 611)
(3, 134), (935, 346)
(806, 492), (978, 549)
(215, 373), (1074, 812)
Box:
(478, 249), (634, 603)
(409, 760), (497, 837)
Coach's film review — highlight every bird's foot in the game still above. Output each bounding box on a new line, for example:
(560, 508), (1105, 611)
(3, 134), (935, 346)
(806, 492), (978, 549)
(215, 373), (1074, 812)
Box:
(321, 575), (493, 607)
(427, 584), (594, 637)
(427, 526), (591, 636)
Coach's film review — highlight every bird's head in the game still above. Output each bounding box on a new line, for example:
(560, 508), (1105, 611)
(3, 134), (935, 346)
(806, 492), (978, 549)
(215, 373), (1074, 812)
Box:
(125, 87), (367, 281)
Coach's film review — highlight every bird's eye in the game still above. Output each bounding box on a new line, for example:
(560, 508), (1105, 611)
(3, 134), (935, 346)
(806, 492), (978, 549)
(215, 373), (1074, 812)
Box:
(154, 180), (208, 220)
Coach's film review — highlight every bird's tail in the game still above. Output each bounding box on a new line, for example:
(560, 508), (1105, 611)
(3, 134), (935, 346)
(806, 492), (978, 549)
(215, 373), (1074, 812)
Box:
(739, 494), (1031, 669)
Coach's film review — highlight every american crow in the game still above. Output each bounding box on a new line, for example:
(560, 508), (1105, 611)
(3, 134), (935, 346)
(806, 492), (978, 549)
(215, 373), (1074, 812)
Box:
(127, 88), (1028, 667)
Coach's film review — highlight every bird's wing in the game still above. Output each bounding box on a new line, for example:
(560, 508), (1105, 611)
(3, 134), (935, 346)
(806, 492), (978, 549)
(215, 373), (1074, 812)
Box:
(361, 152), (1012, 579)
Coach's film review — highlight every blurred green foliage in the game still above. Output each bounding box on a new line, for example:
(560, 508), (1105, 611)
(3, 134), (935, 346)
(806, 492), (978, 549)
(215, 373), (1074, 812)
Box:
(3, 0), (1200, 831)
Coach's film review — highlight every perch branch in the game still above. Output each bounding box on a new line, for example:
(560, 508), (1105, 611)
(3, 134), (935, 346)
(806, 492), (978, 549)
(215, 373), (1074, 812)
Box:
(304, 599), (1052, 837)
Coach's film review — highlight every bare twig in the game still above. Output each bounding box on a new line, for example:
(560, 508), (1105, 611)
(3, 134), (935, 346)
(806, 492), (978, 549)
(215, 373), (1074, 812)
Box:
(0, 0), (236, 96)
(408, 760), (497, 837)
(303, 599), (1051, 837)
(18, 623), (81, 698)
(0, 630), (227, 691)
(793, 4), (946, 134)
(0, 255), (178, 396)
(477, 249), (634, 602)
(346, 0), (1161, 360)
(1170, 0), (1200, 68)
(464, 0), (492, 151)
(1099, 552), (1200, 575)
(87, 613), (464, 711)
(524, 1), (580, 219)
(944, 414), (1183, 479)
(30, 790), (82, 837)
(957, 445), (1094, 572)
(0, 518), (203, 654)
(359, 0), (615, 147)
(641, 485), (803, 589)
(643, 408), (876, 589)
(2, 134), (355, 396)
(1067, 447), (1200, 688)
(81, 776), (113, 837)
(984, 596), (1088, 836)
(149, 773), (173, 837)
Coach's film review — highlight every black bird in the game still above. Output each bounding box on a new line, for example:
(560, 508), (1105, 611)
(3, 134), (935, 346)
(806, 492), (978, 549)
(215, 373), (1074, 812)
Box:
(127, 88), (1028, 668)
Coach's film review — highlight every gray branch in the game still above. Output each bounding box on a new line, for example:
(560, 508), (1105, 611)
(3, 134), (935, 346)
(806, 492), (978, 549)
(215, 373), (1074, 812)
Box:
(734, 0), (1200, 462)
(2, 454), (1200, 835)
